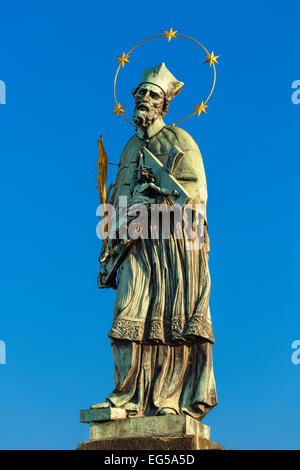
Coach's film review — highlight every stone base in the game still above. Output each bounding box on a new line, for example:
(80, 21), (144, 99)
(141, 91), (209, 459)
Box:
(77, 435), (224, 450)
(88, 415), (210, 441)
(79, 412), (224, 451)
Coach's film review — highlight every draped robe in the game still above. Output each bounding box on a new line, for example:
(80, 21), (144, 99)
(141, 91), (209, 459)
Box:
(101, 118), (218, 419)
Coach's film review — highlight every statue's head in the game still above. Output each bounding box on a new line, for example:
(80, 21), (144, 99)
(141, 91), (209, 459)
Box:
(132, 63), (184, 128)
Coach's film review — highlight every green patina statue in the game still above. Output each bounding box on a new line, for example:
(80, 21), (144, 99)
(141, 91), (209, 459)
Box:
(94, 63), (218, 420)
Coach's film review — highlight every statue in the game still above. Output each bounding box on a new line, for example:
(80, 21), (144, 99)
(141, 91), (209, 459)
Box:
(93, 62), (218, 420)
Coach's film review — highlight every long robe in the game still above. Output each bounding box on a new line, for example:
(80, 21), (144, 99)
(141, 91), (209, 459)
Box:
(102, 119), (217, 419)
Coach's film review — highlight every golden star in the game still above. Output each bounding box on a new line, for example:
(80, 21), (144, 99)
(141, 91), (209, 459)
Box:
(204, 51), (219, 67)
(194, 102), (208, 116)
(117, 52), (130, 68)
(113, 102), (126, 117)
(163, 27), (178, 42)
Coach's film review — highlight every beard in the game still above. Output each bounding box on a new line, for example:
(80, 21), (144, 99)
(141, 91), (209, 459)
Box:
(133, 103), (161, 128)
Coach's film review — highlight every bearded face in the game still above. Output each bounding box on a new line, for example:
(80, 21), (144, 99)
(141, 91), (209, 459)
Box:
(133, 83), (165, 128)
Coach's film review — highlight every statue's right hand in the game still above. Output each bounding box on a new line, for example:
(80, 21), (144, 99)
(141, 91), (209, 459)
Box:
(97, 259), (117, 290)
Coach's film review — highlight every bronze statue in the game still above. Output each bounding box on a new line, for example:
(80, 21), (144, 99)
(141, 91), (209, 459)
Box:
(94, 63), (217, 420)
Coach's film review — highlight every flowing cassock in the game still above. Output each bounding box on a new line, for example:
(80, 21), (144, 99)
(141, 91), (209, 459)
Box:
(103, 119), (218, 419)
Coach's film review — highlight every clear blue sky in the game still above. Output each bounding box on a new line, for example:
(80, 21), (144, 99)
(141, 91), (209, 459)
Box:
(0, 0), (299, 450)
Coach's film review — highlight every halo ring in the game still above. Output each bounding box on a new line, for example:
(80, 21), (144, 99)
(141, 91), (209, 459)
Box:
(113, 31), (217, 127)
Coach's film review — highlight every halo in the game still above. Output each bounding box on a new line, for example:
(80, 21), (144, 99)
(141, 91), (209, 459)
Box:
(113, 28), (219, 127)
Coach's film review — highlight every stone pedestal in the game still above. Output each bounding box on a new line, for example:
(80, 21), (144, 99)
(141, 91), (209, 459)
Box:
(78, 408), (224, 450)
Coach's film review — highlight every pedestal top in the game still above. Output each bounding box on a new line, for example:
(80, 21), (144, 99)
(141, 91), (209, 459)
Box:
(80, 409), (210, 441)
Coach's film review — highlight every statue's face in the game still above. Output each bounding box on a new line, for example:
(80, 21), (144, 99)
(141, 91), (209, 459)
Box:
(133, 83), (164, 128)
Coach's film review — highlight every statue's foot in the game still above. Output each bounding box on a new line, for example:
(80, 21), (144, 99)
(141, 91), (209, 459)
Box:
(157, 407), (177, 416)
(90, 401), (111, 409)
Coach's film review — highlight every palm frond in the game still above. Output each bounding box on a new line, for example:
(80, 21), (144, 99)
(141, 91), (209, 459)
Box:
(97, 136), (108, 205)
(96, 136), (118, 251)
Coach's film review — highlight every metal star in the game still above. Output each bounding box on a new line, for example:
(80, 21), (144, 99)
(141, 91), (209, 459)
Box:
(204, 51), (219, 67)
(113, 102), (126, 117)
(163, 27), (178, 42)
(194, 102), (208, 116)
(117, 52), (130, 67)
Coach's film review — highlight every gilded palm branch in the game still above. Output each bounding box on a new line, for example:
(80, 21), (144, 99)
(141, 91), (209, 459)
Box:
(96, 136), (116, 248)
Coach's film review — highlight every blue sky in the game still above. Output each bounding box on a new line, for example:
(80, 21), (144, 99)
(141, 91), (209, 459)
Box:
(0, 0), (300, 450)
